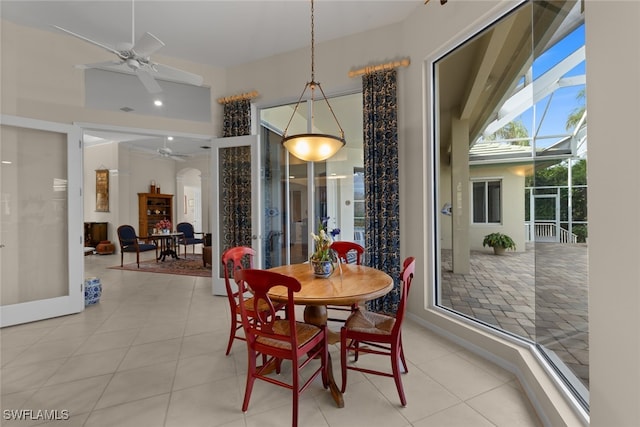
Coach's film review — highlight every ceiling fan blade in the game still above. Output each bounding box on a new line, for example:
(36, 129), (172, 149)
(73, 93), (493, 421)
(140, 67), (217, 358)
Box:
(136, 69), (163, 94)
(76, 60), (127, 71)
(52, 25), (122, 57)
(170, 155), (186, 162)
(132, 32), (165, 58)
(153, 63), (204, 86)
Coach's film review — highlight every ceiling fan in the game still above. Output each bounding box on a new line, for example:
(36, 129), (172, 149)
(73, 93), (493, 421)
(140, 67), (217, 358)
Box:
(52, 0), (203, 94)
(157, 142), (188, 162)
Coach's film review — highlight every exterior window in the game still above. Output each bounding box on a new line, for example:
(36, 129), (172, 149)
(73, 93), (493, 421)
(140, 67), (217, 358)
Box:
(472, 180), (501, 223)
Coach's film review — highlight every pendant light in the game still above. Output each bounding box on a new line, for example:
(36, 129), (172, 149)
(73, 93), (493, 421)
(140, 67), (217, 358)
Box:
(281, 0), (345, 162)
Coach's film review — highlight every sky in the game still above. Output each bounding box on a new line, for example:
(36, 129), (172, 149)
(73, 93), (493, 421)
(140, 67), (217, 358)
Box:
(513, 23), (586, 148)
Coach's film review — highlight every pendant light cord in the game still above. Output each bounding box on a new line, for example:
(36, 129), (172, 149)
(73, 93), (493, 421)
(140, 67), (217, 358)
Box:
(310, 0), (315, 83)
(281, 0), (345, 141)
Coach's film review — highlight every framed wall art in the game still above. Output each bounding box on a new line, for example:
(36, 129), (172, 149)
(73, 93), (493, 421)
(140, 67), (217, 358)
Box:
(95, 169), (109, 212)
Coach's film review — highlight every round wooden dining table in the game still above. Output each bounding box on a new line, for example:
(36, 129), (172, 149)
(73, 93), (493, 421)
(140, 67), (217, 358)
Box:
(267, 262), (394, 408)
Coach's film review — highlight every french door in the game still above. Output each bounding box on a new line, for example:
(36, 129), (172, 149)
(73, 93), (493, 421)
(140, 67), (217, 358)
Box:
(0, 116), (84, 327)
(211, 135), (261, 295)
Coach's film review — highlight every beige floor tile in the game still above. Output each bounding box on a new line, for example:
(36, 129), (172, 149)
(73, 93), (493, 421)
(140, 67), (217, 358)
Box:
(4, 336), (88, 367)
(367, 364), (461, 422)
(2, 359), (67, 395)
(131, 322), (186, 346)
(417, 352), (506, 401)
(179, 330), (228, 359)
(44, 348), (128, 386)
(117, 338), (182, 371)
(173, 352), (238, 391)
(84, 394), (169, 427)
(467, 383), (542, 426)
(165, 378), (245, 427)
(412, 402), (495, 426)
(94, 361), (176, 409)
(23, 375), (111, 419)
(73, 328), (139, 355)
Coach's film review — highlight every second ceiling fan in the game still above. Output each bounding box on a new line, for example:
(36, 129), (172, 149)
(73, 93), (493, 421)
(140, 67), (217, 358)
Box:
(53, 0), (203, 94)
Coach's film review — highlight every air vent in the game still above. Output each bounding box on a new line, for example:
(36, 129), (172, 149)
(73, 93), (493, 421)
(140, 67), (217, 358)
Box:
(120, 107), (134, 112)
(200, 145), (211, 149)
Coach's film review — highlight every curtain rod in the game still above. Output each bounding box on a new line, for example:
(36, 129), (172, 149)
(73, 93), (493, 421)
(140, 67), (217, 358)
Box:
(348, 58), (410, 78)
(217, 90), (259, 104)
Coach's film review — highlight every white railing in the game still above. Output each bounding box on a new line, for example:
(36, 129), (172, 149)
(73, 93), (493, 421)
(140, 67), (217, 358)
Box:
(524, 222), (578, 243)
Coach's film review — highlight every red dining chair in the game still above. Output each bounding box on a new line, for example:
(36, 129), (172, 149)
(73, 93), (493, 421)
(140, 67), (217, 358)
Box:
(221, 246), (285, 355)
(340, 256), (416, 406)
(234, 268), (329, 427)
(327, 241), (365, 322)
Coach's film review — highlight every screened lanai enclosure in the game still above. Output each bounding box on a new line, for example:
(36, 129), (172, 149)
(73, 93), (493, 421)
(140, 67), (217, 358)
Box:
(434, 0), (589, 409)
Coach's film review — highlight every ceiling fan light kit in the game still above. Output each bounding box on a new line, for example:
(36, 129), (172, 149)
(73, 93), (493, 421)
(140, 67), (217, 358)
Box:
(281, 0), (345, 162)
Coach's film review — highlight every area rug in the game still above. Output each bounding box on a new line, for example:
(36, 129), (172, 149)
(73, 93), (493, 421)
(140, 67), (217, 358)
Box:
(109, 254), (212, 277)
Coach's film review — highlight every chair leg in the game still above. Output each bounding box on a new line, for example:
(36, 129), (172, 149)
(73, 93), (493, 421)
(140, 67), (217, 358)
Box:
(136, 251), (140, 268)
(391, 341), (407, 406)
(120, 251), (124, 267)
(225, 313), (237, 356)
(242, 349), (257, 412)
(291, 361), (300, 427)
(399, 334), (408, 373)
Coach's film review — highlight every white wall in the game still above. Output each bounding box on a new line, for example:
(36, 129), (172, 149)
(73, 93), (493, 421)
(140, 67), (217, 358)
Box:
(3, 1), (640, 424)
(585, 1), (640, 426)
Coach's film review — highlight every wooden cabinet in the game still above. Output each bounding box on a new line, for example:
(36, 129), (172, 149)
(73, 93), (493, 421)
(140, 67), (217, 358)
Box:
(138, 193), (174, 237)
(84, 222), (108, 247)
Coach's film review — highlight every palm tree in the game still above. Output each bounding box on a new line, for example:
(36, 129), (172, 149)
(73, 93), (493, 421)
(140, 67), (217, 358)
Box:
(566, 88), (586, 131)
(485, 119), (530, 146)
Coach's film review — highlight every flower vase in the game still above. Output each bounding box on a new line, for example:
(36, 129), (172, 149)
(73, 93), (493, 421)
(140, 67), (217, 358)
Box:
(162, 229), (170, 234)
(311, 259), (334, 278)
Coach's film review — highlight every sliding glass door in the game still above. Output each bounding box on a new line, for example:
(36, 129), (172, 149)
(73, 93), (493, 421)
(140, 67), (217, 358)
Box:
(259, 92), (364, 269)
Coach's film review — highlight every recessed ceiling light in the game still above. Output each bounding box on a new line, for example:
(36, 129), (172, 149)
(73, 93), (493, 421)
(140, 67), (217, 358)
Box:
(154, 99), (163, 107)
(1, 160), (12, 164)
(167, 136), (174, 141)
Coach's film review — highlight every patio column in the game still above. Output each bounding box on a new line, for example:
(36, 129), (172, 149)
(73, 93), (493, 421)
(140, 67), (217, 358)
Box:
(451, 116), (470, 274)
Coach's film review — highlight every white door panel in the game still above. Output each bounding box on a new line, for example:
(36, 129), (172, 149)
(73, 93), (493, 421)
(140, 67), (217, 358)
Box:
(1, 115), (84, 327)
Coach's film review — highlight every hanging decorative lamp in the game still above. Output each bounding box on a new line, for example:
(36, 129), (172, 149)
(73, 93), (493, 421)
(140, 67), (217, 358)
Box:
(281, 0), (345, 162)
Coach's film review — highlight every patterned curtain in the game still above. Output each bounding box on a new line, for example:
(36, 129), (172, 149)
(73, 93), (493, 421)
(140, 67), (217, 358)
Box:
(223, 99), (251, 137)
(221, 99), (252, 250)
(363, 69), (401, 313)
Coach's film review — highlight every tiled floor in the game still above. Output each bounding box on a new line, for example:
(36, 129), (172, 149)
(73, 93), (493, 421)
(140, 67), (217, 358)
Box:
(1, 253), (541, 426)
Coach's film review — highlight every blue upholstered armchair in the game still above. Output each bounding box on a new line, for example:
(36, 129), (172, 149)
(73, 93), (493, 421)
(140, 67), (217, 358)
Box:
(176, 222), (205, 255)
(117, 225), (157, 268)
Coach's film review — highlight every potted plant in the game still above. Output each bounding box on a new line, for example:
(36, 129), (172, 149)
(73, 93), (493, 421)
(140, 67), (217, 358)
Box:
(482, 232), (516, 255)
(310, 217), (340, 277)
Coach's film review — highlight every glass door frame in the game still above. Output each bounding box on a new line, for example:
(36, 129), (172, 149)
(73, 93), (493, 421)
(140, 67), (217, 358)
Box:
(1, 115), (84, 327)
(210, 134), (261, 296)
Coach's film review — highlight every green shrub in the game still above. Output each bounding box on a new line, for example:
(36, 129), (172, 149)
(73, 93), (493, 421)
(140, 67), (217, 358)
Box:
(482, 232), (516, 250)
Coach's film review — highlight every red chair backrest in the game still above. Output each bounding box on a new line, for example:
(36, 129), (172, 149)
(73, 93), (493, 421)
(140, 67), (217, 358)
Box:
(330, 241), (364, 265)
(234, 268), (302, 349)
(393, 257), (416, 334)
(221, 246), (255, 308)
